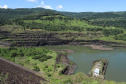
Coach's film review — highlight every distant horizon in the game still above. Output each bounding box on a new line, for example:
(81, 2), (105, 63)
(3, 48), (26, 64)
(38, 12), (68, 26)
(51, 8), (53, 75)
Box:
(1, 7), (126, 13)
(0, 0), (126, 12)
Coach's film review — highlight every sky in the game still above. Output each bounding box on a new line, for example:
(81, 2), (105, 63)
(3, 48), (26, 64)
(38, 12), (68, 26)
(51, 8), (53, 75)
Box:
(0, 0), (126, 12)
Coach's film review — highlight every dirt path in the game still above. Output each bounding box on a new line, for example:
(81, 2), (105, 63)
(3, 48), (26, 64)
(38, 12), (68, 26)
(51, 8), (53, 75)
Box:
(0, 57), (46, 84)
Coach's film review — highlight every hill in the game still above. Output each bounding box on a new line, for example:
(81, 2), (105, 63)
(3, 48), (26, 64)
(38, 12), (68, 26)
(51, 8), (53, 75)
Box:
(0, 8), (126, 84)
(1, 8), (126, 29)
(59, 11), (126, 29)
(0, 8), (126, 43)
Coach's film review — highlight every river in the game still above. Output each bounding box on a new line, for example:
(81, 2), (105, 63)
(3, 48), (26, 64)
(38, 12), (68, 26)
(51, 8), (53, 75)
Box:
(45, 46), (126, 82)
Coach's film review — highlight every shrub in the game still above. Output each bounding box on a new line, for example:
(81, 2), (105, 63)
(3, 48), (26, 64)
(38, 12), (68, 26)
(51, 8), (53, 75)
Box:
(46, 73), (52, 77)
(33, 66), (40, 72)
(19, 52), (24, 57)
(11, 52), (18, 57)
(39, 58), (47, 62)
(25, 60), (30, 64)
(32, 54), (46, 59)
(44, 65), (48, 68)
(32, 55), (42, 59)
(63, 79), (72, 84)
(47, 56), (53, 59)
(19, 62), (24, 66)
(32, 63), (37, 66)
(56, 64), (60, 68)
(48, 66), (53, 71)
(0, 73), (8, 84)
(11, 59), (15, 62)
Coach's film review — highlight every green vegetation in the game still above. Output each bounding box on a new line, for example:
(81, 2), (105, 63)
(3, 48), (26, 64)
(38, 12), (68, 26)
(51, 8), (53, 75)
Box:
(60, 11), (126, 29)
(0, 73), (8, 84)
(0, 47), (57, 72)
(1, 9), (126, 42)
(1, 8), (126, 83)
(0, 47), (126, 83)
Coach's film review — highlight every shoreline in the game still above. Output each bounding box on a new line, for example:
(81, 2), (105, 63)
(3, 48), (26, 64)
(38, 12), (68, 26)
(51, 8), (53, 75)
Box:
(53, 45), (111, 77)
(55, 52), (77, 75)
(84, 44), (113, 50)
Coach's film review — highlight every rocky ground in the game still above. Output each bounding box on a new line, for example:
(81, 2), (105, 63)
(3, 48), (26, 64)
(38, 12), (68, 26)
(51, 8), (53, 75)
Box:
(0, 57), (46, 84)
(55, 53), (77, 75)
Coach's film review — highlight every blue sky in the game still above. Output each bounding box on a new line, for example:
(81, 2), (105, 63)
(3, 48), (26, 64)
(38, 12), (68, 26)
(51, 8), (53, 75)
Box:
(0, 0), (126, 12)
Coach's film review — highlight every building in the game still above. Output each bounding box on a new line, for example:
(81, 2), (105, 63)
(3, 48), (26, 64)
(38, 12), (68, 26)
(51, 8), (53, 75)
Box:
(94, 68), (100, 76)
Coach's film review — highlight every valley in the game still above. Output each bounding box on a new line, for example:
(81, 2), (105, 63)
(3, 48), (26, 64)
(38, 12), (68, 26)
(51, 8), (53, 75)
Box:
(0, 8), (126, 84)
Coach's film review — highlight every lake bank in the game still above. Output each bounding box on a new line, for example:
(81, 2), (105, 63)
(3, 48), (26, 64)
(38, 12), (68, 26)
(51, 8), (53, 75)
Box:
(55, 53), (77, 75)
(84, 44), (113, 50)
(45, 46), (126, 82)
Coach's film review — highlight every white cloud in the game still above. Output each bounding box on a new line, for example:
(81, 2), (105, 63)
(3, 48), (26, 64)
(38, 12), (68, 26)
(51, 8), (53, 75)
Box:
(26, 0), (37, 3)
(36, 1), (53, 10)
(41, 1), (44, 5)
(56, 5), (63, 9)
(43, 5), (52, 9)
(0, 5), (8, 9)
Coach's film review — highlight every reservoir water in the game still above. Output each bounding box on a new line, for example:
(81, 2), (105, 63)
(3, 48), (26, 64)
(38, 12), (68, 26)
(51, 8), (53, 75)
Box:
(46, 46), (126, 82)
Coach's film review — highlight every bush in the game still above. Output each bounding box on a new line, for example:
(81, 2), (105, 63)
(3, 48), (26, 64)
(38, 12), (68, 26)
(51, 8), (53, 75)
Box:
(19, 52), (24, 57)
(32, 54), (46, 59)
(48, 66), (53, 71)
(19, 62), (24, 66)
(56, 64), (60, 68)
(102, 29), (124, 36)
(7, 47), (17, 51)
(63, 79), (72, 84)
(32, 63), (37, 66)
(44, 65), (48, 68)
(46, 56), (53, 59)
(11, 52), (18, 57)
(39, 58), (47, 62)
(11, 59), (15, 62)
(0, 73), (8, 84)
(33, 66), (40, 72)
(32, 55), (42, 59)
(25, 60), (30, 64)
(46, 73), (52, 77)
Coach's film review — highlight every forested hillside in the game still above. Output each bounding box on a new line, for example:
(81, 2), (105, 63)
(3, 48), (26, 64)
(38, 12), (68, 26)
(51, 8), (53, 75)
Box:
(1, 8), (126, 84)
(0, 8), (126, 42)
(0, 8), (52, 26)
(59, 11), (126, 29)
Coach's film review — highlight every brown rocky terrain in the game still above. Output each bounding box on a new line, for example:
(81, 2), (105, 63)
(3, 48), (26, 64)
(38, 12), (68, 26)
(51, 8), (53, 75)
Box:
(0, 57), (46, 84)
(55, 53), (77, 75)
(0, 29), (126, 47)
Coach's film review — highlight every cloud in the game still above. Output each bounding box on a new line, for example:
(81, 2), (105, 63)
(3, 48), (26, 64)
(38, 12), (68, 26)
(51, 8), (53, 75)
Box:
(0, 5), (8, 9)
(36, 1), (53, 10)
(41, 1), (44, 5)
(43, 5), (52, 9)
(56, 5), (63, 9)
(26, 0), (37, 3)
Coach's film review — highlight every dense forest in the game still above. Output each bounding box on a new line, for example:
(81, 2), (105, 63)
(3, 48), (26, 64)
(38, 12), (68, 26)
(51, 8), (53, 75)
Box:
(0, 8), (126, 41)
(60, 11), (126, 29)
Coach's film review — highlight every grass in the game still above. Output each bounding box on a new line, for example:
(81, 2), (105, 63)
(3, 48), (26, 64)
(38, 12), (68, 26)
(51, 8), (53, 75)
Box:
(0, 47), (126, 84)
(0, 25), (25, 34)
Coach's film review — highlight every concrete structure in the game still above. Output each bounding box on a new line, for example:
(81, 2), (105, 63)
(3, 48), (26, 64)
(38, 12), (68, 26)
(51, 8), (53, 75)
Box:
(94, 68), (100, 77)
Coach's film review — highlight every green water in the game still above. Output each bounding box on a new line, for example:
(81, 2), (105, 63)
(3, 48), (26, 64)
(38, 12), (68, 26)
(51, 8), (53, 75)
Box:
(45, 46), (126, 82)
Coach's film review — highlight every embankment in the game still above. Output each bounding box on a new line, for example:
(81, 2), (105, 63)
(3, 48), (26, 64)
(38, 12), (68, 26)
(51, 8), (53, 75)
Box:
(55, 53), (77, 75)
(0, 57), (46, 84)
(0, 30), (126, 47)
